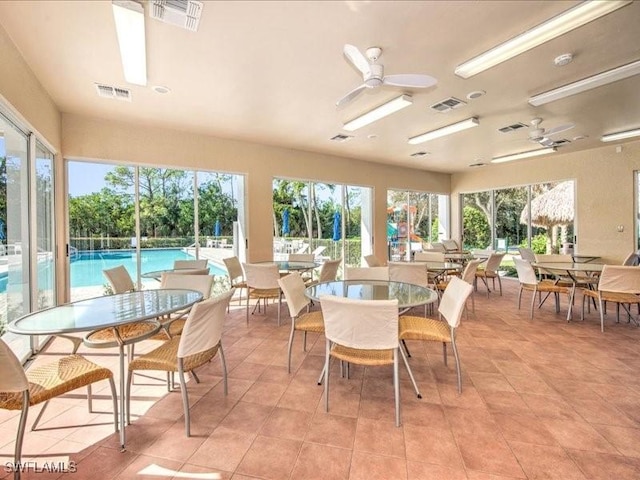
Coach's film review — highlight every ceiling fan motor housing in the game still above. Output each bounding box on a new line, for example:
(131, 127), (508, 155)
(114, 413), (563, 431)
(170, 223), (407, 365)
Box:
(365, 64), (384, 87)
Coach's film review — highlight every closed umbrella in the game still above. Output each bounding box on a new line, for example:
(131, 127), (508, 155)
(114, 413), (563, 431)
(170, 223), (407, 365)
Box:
(0, 219), (5, 241)
(332, 211), (341, 241)
(214, 219), (221, 237)
(282, 209), (290, 236)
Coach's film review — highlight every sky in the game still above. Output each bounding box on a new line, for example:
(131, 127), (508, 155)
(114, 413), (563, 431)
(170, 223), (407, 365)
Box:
(68, 162), (114, 196)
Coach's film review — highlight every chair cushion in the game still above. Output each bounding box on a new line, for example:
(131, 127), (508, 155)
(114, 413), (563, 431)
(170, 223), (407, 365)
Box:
(248, 287), (281, 299)
(84, 321), (161, 348)
(0, 355), (112, 409)
(399, 316), (451, 343)
(295, 311), (324, 333)
(128, 336), (220, 373)
(330, 344), (394, 366)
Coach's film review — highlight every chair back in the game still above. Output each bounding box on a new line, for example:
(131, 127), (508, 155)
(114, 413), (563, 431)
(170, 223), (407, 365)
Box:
(438, 277), (473, 329)
(534, 254), (572, 263)
(363, 254), (382, 267)
(388, 262), (428, 286)
(166, 268), (209, 276)
(622, 252), (639, 266)
(461, 259), (484, 284)
(483, 252), (506, 273)
(597, 265), (640, 294)
(311, 246), (327, 258)
(345, 266), (389, 281)
(288, 253), (314, 262)
(319, 258), (341, 282)
(513, 257), (538, 285)
(160, 273), (214, 299)
(442, 239), (459, 252)
(429, 242), (446, 252)
(243, 263), (280, 289)
(223, 256), (244, 282)
(278, 272), (309, 317)
(174, 259), (208, 270)
(0, 339), (28, 392)
(320, 295), (398, 349)
(103, 265), (135, 293)
(414, 251), (445, 262)
(518, 247), (536, 262)
(178, 289), (234, 359)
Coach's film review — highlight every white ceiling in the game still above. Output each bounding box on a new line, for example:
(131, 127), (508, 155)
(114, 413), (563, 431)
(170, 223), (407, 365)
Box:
(0, 0), (639, 173)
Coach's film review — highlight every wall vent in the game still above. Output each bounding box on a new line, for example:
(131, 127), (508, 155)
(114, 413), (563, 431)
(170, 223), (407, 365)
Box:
(410, 151), (430, 157)
(330, 134), (353, 142)
(150, 0), (203, 32)
(95, 83), (132, 102)
(552, 139), (571, 146)
(430, 97), (466, 113)
(498, 122), (528, 133)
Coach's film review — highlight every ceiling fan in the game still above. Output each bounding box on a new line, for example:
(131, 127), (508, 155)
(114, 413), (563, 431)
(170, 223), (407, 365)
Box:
(527, 117), (575, 147)
(336, 44), (437, 107)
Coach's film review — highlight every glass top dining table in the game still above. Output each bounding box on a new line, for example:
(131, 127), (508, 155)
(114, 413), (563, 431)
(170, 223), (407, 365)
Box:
(305, 280), (438, 309)
(257, 260), (319, 272)
(7, 288), (203, 451)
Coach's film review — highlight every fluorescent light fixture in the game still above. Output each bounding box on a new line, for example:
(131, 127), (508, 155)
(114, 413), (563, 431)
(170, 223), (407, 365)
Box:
(343, 95), (413, 131)
(601, 128), (640, 142)
(408, 117), (479, 145)
(529, 59), (640, 106)
(112, 1), (147, 86)
(455, 0), (632, 79)
(491, 147), (556, 164)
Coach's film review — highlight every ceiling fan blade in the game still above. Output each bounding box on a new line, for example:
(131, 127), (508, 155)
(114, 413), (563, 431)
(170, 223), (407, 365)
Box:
(336, 83), (367, 107)
(383, 74), (437, 88)
(538, 137), (556, 147)
(545, 122), (575, 136)
(343, 44), (371, 77)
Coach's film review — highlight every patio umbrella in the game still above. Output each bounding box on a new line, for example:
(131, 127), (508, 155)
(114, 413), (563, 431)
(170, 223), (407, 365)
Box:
(214, 219), (221, 237)
(282, 209), (290, 236)
(332, 211), (341, 241)
(0, 219), (5, 241)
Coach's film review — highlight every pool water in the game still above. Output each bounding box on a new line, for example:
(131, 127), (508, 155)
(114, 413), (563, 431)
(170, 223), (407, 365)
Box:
(70, 248), (227, 288)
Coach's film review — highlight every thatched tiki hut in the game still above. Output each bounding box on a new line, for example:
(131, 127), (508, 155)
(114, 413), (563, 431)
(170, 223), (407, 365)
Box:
(520, 181), (574, 253)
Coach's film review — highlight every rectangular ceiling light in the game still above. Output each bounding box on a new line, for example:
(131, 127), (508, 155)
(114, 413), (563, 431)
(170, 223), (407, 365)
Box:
(529, 59), (640, 106)
(343, 95), (413, 131)
(601, 128), (640, 142)
(491, 147), (556, 164)
(112, 1), (147, 86)
(408, 117), (479, 145)
(455, 0), (632, 79)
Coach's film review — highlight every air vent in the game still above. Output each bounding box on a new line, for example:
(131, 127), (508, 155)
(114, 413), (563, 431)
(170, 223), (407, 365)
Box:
(95, 83), (132, 102)
(410, 151), (430, 157)
(150, 0), (203, 32)
(330, 134), (353, 143)
(430, 97), (466, 113)
(498, 122), (528, 133)
(469, 162), (487, 168)
(552, 139), (571, 146)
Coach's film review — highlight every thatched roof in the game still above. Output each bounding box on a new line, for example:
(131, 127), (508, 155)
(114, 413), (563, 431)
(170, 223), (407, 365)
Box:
(520, 181), (573, 227)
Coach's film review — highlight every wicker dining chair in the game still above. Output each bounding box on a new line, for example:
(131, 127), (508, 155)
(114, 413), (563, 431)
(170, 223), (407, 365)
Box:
(344, 266), (389, 281)
(389, 261), (430, 315)
(278, 273), (325, 373)
(173, 259), (209, 270)
(223, 256), (247, 310)
(436, 258), (483, 315)
(513, 257), (569, 319)
(243, 263), (283, 325)
(474, 252), (506, 297)
(306, 258), (341, 287)
(320, 295), (421, 427)
(126, 289), (234, 436)
(363, 254), (383, 267)
(400, 277), (473, 393)
(0, 340), (118, 479)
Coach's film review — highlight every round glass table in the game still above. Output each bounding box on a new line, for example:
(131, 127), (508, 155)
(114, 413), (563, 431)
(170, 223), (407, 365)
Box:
(305, 280), (438, 309)
(257, 260), (319, 272)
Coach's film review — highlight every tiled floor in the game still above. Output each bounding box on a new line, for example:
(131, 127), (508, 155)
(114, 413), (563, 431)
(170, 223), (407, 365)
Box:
(3, 277), (640, 479)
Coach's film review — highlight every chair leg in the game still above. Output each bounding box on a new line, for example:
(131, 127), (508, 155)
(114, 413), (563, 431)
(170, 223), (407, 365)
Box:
(517, 286), (523, 310)
(529, 289), (536, 319)
(393, 348), (401, 427)
(450, 329), (463, 394)
(442, 342), (448, 366)
(30, 400), (50, 431)
(497, 276), (502, 296)
(219, 344), (228, 396)
(287, 324), (296, 374)
(399, 345), (421, 399)
(87, 384), (93, 413)
(126, 368), (134, 425)
(14, 391), (29, 479)
(323, 339), (331, 413)
(599, 297), (605, 332)
(177, 359), (191, 437)
(245, 292), (250, 325)
(107, 376), (119, 432)
(277, 291), (282, 326)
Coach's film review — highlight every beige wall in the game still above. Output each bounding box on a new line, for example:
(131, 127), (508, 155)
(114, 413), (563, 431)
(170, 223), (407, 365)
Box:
(451, 140), (640, 264)
(62, 113), (451, 264)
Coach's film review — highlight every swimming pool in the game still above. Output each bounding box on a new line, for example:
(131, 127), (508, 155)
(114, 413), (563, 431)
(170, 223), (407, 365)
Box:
(70, 248), (227, 288)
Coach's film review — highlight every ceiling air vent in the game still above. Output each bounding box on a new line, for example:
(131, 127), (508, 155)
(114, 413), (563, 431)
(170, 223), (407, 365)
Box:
(410, 151), (430, 157)
(430, 97), (466, 113)
(498, 122), (528, 133)
(150, 0), (203, 32)
(330, 134), (353, 143)
(552, 139), (571, 146)
(95, 83), (132, 102)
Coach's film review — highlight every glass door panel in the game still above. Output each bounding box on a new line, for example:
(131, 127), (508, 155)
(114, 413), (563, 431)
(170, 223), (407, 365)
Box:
(462, 191), (492, 250)
(495, 187), (528, 253)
